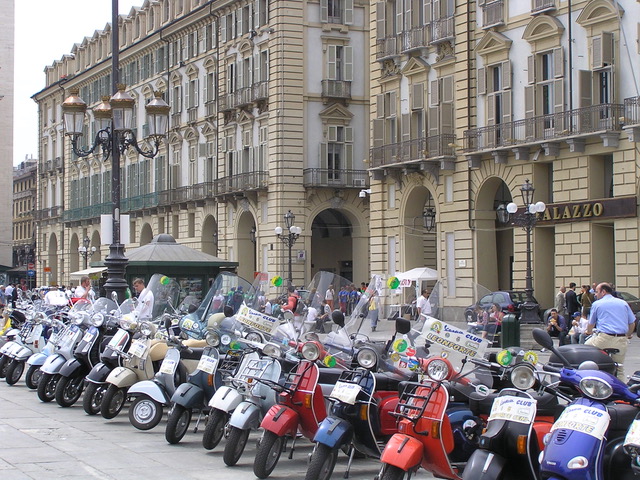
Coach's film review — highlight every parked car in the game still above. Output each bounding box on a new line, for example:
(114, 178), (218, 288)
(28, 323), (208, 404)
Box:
(465, 291), (542, 323)
(617, 291), (640, 316)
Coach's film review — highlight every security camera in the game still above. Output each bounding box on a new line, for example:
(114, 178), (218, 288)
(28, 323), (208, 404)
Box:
(359, 190), (367, 198)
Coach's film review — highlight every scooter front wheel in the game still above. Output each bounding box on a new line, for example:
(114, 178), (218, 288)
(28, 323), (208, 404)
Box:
(25, 364), (43, 390)
(165, 404), (192, 444)
(37, 373), (59, 403)
(223, 426), (250, 466)
(202, 409), (228, 450)
(101, 384), (126, 419)
(129, 395), (163, 430)
(5, 360), (25, 385)
(83, 383), (106, 415)
(380, 464), (406, 480)
(55, 374), (85, 407)
(305, 444), (339, 480)
(253, 430), (286, 479)
(0, 355), (10, 378)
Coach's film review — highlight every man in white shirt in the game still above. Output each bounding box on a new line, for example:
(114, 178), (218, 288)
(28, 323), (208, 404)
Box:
(74, 276), (95, 302)
(416, 289), (432, 318)
(133, 278), (154, 320)
(44, 286), (69, 306)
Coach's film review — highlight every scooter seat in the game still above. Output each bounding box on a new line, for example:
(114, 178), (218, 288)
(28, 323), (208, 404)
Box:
(373, 372), (406, 392)
(317, 367), (345, 385)
(530, 391), (560, 416)
(607, 403), (639, 434)
(180, 347), (204, 361)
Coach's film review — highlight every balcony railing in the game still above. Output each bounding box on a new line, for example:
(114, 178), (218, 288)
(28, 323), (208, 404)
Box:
(35, 207), (62, 221)
(482, 0), (504, 28)
(171, 112), (182, 127)
(206, 101), (217, 117)
(376, 36), (399, 60)
(215, 171), (268, 195)
(430, 16), (455, 44)
(188, 107), (198, 123)
(624, 97), (640, 126)
(463, 103), (625, 153)
(400, 26), (430, 53)
(253, 81), (268, 101)
(532, 0), (556, 13)
(41, 157), (63, 174)
(321, 80), (352, 100)
(303, 168), (369, 188)
(369, 134), (456, 168)
(219, 82), (269, 112)
(62, 203), (111, 222)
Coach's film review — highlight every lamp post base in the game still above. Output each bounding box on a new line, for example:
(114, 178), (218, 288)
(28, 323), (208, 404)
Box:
(103, 243), (129, 303)
(520, 300), (541, 324)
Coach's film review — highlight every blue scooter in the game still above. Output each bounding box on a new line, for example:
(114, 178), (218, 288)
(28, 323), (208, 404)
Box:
(533, 328), (640, 480)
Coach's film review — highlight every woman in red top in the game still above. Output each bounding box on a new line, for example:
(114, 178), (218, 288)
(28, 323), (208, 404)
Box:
(482, 303), (504, 339)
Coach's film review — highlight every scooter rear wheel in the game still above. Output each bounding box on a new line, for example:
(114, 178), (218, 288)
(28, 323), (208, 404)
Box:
(25, 364), (42, 390)
(55, 374), (85, 407)
(380, 464), (406, 480)
(202, 409), (227, 450)
(129, 395), (163, 430)
(0, 355), (10, 378)
(253, 430), (285, 479)
(37, 373), (59, 403)
(101, 384), (126, 419)
(223, 426), (250, 466)
(83, 383), (106, 415)
(305, 444), (338, 480)
(5, 360), (25, 385)
(165, 404), (192, 444)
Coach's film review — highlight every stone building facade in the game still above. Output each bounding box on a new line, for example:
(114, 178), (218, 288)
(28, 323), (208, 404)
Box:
(33, 0), (371, 290)
(10, 158), (37, 286)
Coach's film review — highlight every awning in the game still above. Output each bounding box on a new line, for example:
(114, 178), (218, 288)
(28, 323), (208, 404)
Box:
(69, 267), (107, 279)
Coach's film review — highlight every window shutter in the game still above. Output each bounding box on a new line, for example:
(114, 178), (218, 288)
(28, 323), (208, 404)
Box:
(253, 53), (260, 83)
(433, 0), (441, 20)
(373, 119), (385, 147)
(578, 70), (593, 107)
(602, 32), (614, 65)
(527, 55), (535, 84)
(442, 75), (454, 103)
(553, 79), (564, 113)
(524, 85), (535, 118)
(320, 0), (328, 22)
(345, 127), (353, 143)
(221, 16), (227, 43)
(553, 47), (564, 78)
(319, 142), (328, 167)
(395, 0), (403, 34)
(185, 82), (190, 109)
(401, 113), (410, 143)
(254, 0), (260, 28)
(405, 0), (412, 30)
(328, 45), (337, 80)
(344, 0), (354, 25)
(203, 74), (208, 102)
(430, 79), (440, 106)
(194, 79), (199, 107)
(487, 93), (496, 125)
(328, 126), (338, 142)
(592, 35), (602, 69)
(502, 60), (511, 89)
(477, 67), (486, 95)
(376, 94), (385, 119)
(441, 103), (454, 133)
(345, 143), (353, 170)
(376, 2), (386, 38)
(502, 90), (512, 124)
(389, 91), (397, 117)
(423, 0), (432, 23)
(344, 46), (353, 81)
(411, 83), (424, 110)
(428, 107), (439, 137)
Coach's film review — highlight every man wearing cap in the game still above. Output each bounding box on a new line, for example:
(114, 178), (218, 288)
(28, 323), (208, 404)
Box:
(570, 310), (589, 344)
(586, 282), (636, 380)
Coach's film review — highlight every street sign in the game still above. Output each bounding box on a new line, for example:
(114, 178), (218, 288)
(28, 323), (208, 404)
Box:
(27, 270), (35, 277)
(28, 263), (35, 269)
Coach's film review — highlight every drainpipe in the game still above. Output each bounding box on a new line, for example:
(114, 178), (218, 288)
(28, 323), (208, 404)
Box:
(568, 0), (573, 117)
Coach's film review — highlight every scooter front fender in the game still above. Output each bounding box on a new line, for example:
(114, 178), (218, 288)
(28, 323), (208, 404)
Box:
(260, 404), (299, 437)
(229, 401), (261, 430)
(11, 345), (34, 361)
(170, 382), (204, 408)
(106, 367), (138, 389)
(59, 358), (85, 378)
(313, 416), (353, 449)
(209, 385), (243, 413)
(26, 352), (48, 367)
(86, 363), (113, 384)
(1, 342), (21, 357)
(40, 354), (67, 374)
(380, 434), (423, 471)
(461, 449), (507, 480)
(128, 380), (168, 404)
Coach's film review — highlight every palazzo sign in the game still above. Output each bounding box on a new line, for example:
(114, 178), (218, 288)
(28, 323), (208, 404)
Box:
(535, 196), (637, 225)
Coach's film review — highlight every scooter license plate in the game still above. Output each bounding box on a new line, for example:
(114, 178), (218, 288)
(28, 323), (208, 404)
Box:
(624, 419), (640, 447)
(551, 404), (609, 441)
(160, 358), (178, 375)
(488, 395), (537, 424)
(130, 340), (148, 358)
(82, 331), (94, 343)
(330, 381), (361, 405)
(197, 355), (218, 374)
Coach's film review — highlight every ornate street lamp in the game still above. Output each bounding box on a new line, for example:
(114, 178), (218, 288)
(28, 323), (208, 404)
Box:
(423, 208), (436, 232)
(275, 211), (302, 287)
(78, 236), (97, 270)
(60, 0), (169, 301)
(497, 179), (546, 323)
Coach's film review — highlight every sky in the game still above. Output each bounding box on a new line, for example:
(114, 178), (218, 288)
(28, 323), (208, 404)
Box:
(13, 0), (141, 165)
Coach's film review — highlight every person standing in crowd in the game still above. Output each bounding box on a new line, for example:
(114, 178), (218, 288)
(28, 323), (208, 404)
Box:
(482, 303), (504, 340)
(132, 278), (154, 320)
(0, 285), (5, 309)
(74, 276), (95, 301)
(347, 284), (360, 315)
(324, 284), (335, 311)
(368, 292), (379, 332)
(5, 284), (15, 308)
(554, 286), (567, 316)
(416, 289), (432, 319)
(338, 285), (348, 313)
(586, 282), (636, 380)
(570, 311), (589, 344)
(546, 308), (569, 346)
(44, 286), (69, 306)
(580, 284), (594, 312)
(565, 283), (580, 318)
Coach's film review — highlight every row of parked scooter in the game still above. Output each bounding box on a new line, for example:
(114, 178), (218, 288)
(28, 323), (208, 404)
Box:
(2, 271), (640, 480)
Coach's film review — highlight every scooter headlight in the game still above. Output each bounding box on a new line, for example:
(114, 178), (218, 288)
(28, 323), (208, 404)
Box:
(220, 334), (232, 346)
(263, 343), (282, 358)
(567, 456), (589, 469)
(245, 332), (263, 344)
(302, 341), (321, 361)
(579, 376), (613, 400)
(140, 321), (155, 337)
(356, 348), (377, 369)
(92, 313), (105, 327)
(206, 332), (220, 347)
(510, 364), (536, 390)
(426, 358), (450, 381)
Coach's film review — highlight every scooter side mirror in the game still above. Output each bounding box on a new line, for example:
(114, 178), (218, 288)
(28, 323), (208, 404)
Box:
(532, 328), (554, 349)
(223, 305), (234, 317)
(395, 318), (411, 335)
(188, 304), (197, 313)
(332, 310), (345, 328)
(164, 315), (172, 332)
(111, 291), (119, 303)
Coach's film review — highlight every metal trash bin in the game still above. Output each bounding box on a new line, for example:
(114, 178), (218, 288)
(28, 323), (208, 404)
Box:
(501, 313), (520, 348)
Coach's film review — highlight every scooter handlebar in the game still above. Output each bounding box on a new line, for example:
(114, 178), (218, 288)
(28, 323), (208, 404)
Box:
(542, 364), (562, 374)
